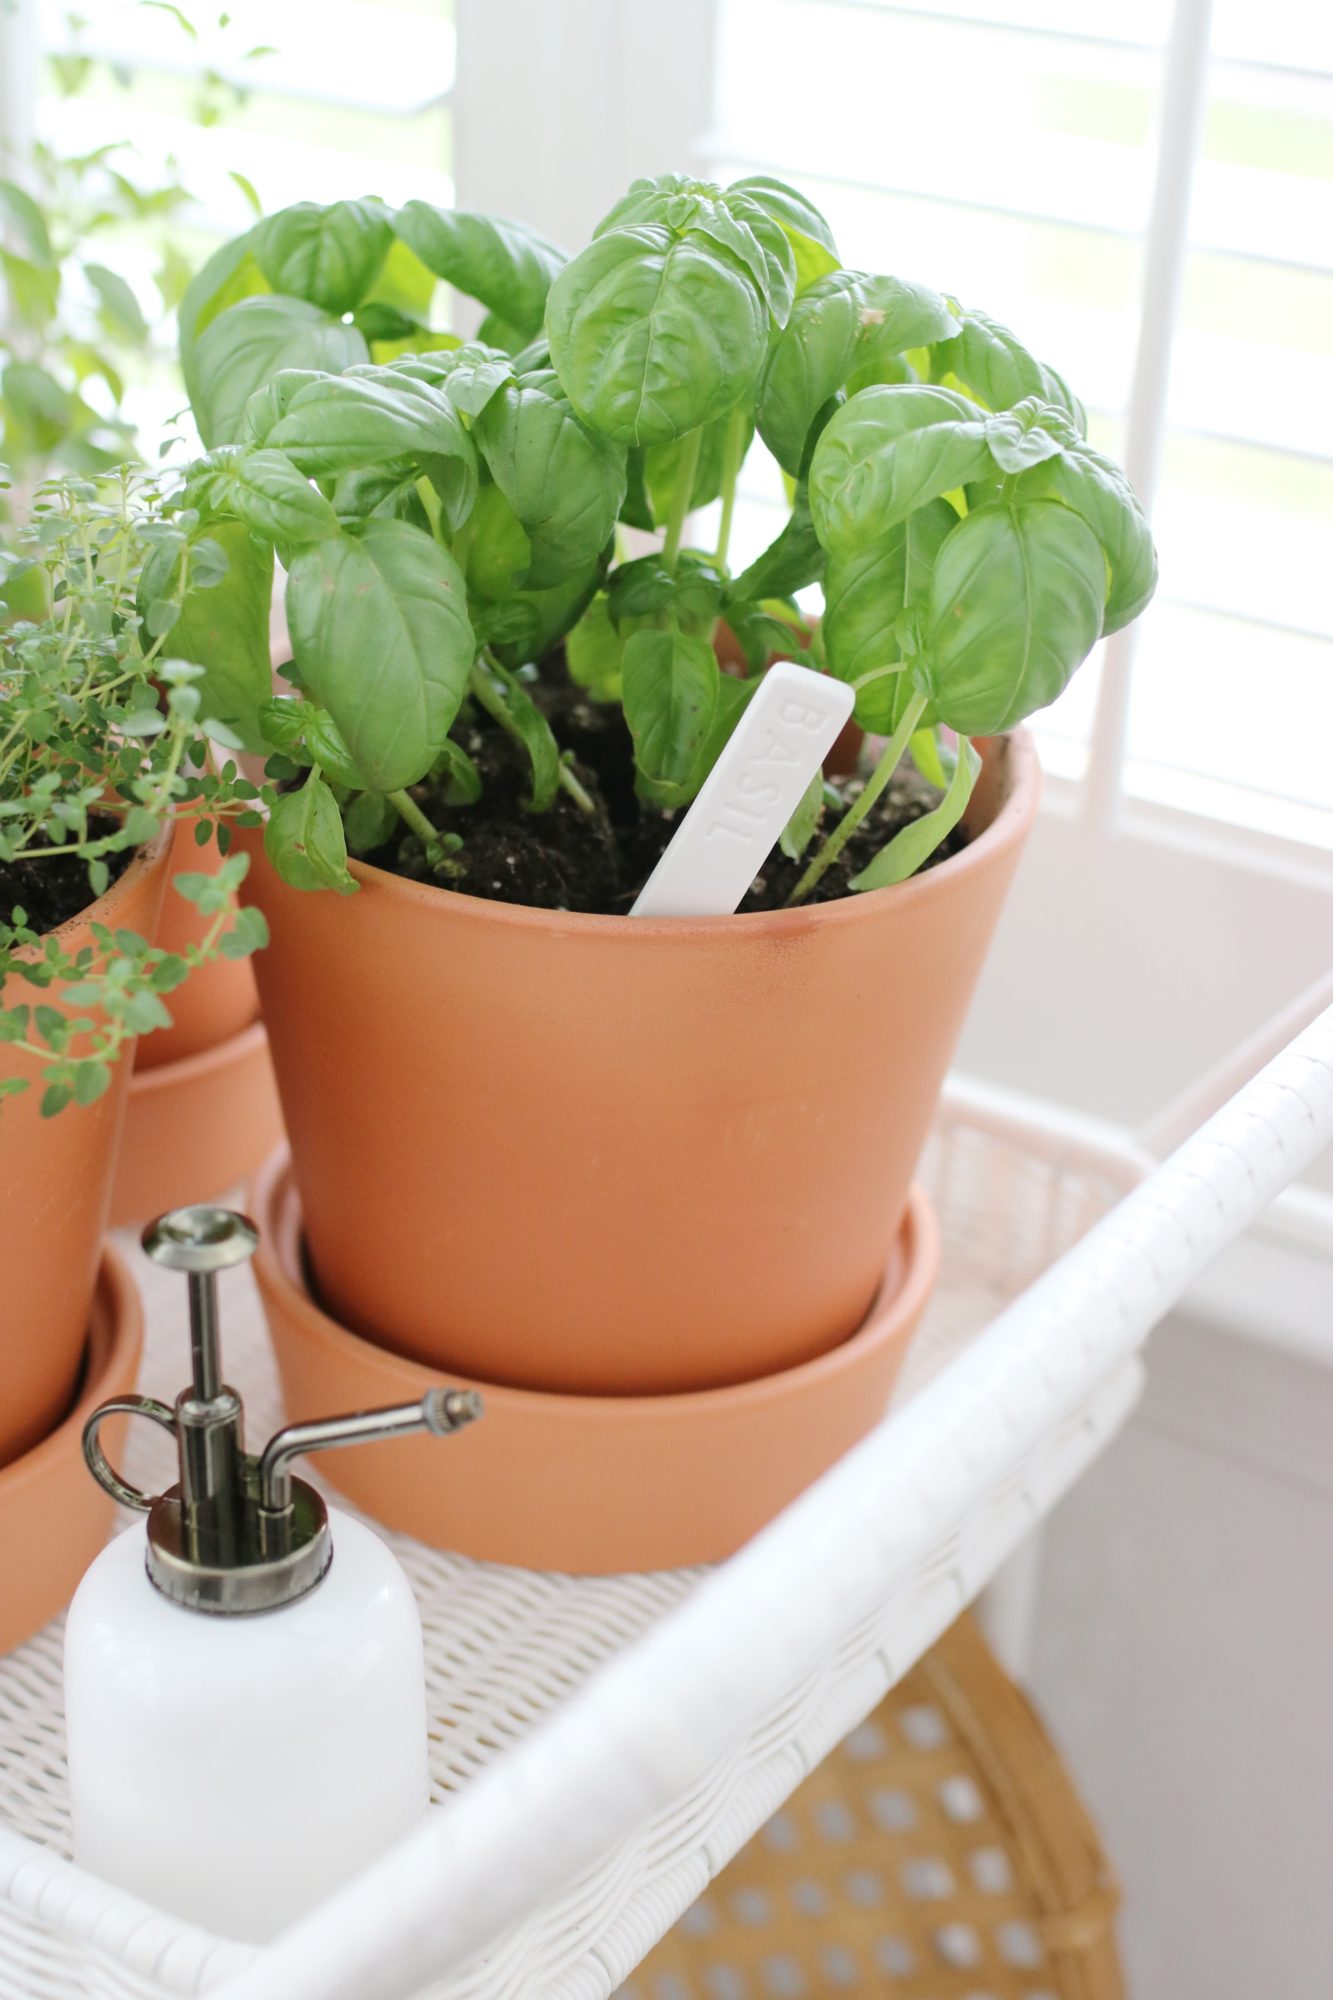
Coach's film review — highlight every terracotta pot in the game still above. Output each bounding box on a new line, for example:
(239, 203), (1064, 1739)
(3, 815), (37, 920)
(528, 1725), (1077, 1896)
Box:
(0, 835), (169, 1469)
(109, 817), (279, 1224)
(240, 734), (1037, 1395)
(0, 1242), (142, 1652)
(253, 1149), (938, 1572)
(109, 1019), (282, 1227)
(134, 814), (258, 1071)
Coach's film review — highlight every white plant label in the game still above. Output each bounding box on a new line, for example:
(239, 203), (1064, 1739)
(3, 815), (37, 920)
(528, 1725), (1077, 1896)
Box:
(630, 661), (855, 919)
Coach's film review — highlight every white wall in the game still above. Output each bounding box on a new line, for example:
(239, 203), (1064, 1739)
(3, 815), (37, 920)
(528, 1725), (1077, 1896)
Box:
(1026, 1311), (1333, 1997)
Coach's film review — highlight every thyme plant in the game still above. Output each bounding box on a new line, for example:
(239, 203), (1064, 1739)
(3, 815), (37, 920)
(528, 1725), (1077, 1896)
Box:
(0, 469), (265, 1115)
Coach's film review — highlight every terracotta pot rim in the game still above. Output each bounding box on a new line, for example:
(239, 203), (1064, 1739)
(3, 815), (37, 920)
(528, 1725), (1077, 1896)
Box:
(16, 823), (173, 960)
(0, 1241), (141, 1494)
(253, 1146), (939, 1418)
(297, 729), (1039, 940)
(127, 1012), (266, 1099)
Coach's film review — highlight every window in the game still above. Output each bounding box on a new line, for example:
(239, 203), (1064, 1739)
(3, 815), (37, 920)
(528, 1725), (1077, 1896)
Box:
(711, 0), (1333, 851)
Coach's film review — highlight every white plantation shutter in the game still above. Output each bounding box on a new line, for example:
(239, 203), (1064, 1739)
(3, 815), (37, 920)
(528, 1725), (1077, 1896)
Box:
(709, 0), (1333, 849)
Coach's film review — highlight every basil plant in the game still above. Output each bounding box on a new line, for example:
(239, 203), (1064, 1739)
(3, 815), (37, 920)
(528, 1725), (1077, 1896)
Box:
(172, 176), (1156, 902)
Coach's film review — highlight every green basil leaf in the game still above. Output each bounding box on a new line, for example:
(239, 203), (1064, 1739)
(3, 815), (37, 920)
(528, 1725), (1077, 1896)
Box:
(931, 307), (1086, 433)
(851, 736), (981, 891)
(192, 295), (368, 448)
(635, 669), (756, 809)
(983, 396), (1076, 474)
(264, 773), (356, 894)
(396, 341), (512, 418)
(392, 203), (565, 339)
(0, 178), (54, 264)
(546, 222), (769, 446)
(2, 360), (72, 435)
(83, 262), (148, 342)
(593, 176), (796, 326)
(779, 763), (826, 859)
(809, 384), (991, 556)
(239, 367), (328, 443)
(457, 483), (533, 603)
(167, 519), (274, 751)
(331, 464), (431, 533)
(303, 710), (370, 792)
(565, 593), (624, 700)
(251, 199), (392, 314)
(621, 627), (720, 791)
(910, 726), (950, 789)
(178, 232), (270, 414)
(473, 374), (627, 589)
(472, 655), (561, 811)
(478, 548), (609, 671)
(263, 367), (476, 501)
(344, 789), (399, 855)
(286, 518), (475, 790)
(755, 270), (863, 476)
(619, 448), (655, 531)
(924, 500), (1106, 733)
(207, 446), (340, 549)
(847, 275), (959, 390)
(1016, 439), (1158, 635)
(728, 175), (839, 292)
(434, 736), (483, 805)
(822, 497), (956, 730)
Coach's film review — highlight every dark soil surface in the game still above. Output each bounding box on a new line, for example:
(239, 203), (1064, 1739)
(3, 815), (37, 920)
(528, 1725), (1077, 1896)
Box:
(0, 815), (132, 936)
(364, 661), (972, 916)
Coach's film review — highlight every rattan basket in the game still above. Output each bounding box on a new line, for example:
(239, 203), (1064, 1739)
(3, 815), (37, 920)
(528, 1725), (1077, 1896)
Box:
(616, 1614), (1121, 2000)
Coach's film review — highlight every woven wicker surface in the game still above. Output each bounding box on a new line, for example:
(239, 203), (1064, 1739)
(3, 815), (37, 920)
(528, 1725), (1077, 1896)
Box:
(615, 1614), (1121, 2000)
(0, 1091), (1147, 2000)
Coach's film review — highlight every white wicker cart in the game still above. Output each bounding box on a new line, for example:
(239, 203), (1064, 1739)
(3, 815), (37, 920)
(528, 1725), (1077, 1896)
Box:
(1, 1003), (1330, 2000)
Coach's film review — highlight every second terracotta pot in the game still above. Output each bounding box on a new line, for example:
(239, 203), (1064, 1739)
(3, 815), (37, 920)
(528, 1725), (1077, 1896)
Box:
(133, 814), (259, 1071)
(240, 733), (1039, 1396)
(0, 834), (169, 1468)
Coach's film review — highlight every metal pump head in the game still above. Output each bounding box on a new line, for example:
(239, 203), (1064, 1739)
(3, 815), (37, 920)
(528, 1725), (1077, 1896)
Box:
(82, 1204), (482, 1614)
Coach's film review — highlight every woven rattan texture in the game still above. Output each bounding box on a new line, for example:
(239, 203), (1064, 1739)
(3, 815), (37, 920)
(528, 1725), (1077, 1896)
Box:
(616, 1613), (1122, 2000)
(0, 1102), (1137, 2000)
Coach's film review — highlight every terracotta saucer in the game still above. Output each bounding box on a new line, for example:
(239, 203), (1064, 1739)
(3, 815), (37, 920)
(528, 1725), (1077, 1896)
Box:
(0, 1244), (143, 1654)
(251, 1150), (940, 1573)
(109, 1019), (283, 1227)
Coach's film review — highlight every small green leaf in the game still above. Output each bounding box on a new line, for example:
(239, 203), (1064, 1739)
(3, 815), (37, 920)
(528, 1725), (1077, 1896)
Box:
(852, 737), (981, 890)
(474, 374), (626, 589)
(286, 520), (475, 791)
(73, 1059), (113, 1107)
(924, 500), (1106, 733)
(546, 220), (769, 446)
(264, 774), (357, 893)
(472, 657), (561, 812)
(0, 179), (54, 264)
(210, 445), (341, 548)
(621, 629), (720, 792)
(435, 737), (483, 806)
(779, 764), (825, 859)
(84, 262), (148, 343)
(565, 594), (624, 700)
(392, 203), (566, 340)
(251, 199), (391, 314)
(219, 905), (269, 957)
(191, 295), (368, 448)
(345, 789), (398, 854)
(809, 384), (991, 556)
